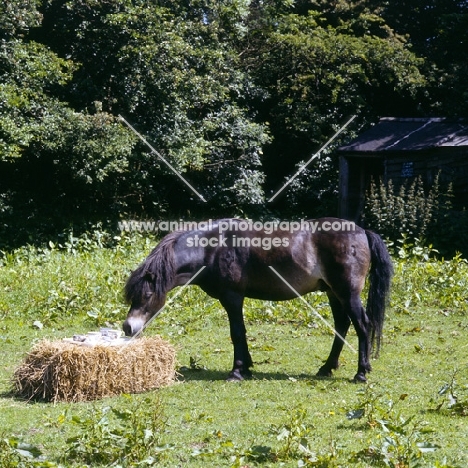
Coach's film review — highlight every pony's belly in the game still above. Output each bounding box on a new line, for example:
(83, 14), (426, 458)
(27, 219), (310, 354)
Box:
(244, 277), (326, 301)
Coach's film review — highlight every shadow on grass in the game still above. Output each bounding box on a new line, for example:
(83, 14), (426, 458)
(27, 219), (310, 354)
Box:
(0, 373), (355, 407)
(0, 387), (57, 405)
(0, 389), (17, 399)
(177, 367), (353, 383)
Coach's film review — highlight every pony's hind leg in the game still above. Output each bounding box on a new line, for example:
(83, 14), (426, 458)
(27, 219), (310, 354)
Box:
(219, 291), (253, 381)
(317, 291), (351, 377)
(345, 294), (372, 382)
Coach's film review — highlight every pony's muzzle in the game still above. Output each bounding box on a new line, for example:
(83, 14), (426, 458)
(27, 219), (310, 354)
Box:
(123, 316), (146, 337)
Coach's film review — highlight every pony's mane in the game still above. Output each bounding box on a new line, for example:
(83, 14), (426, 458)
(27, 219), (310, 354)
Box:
(124, 231), (182, 303)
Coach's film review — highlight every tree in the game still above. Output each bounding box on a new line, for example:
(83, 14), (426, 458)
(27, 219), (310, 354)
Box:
(41, 0), (270, 213)
(241, 4), (427, 211)
(0, 2), (136, 245)
(365, 0), (468, 115)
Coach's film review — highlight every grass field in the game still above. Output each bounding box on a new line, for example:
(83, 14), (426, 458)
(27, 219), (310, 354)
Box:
(1, 233), (468, 467)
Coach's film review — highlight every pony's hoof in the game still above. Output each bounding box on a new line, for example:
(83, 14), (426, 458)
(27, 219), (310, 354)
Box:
(226, 369), (244, 382)
(353, 373), (367, 383)
(316, 367), (333, 378)
(226, 368), (252, 382)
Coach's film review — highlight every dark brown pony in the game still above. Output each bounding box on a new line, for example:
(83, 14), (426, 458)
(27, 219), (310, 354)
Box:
(123, 218), (393, 382)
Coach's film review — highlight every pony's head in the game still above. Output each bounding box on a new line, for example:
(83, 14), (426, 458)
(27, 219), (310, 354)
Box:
(123, 270), (165, 336)
(123, 234), (178, 336)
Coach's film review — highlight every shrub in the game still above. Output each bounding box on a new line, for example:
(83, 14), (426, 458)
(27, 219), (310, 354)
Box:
(363, 174), (468, 257)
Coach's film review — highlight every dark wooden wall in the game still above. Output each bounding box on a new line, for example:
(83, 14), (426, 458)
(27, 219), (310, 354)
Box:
(339, 148), (468, 221)
(384, 148), (468, 207)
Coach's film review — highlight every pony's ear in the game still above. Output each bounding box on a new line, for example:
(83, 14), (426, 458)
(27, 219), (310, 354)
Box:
(143, 270), (155, 282)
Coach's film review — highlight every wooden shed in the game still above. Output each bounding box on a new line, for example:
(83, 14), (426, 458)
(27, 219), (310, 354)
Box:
(337, 117), (468, 222)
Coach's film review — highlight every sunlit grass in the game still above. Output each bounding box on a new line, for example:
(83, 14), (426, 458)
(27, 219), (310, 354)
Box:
(0, 237), (467, 466)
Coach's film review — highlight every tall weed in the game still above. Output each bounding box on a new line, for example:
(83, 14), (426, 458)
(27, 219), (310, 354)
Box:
(391, 239), (468, 314)
(364, 174), (468, 257)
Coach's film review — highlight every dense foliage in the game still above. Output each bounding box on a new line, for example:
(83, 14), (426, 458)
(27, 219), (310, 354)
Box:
(1, 0), (467, 247)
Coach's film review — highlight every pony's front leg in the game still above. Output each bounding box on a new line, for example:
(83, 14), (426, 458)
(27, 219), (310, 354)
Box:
(219, 291), (252, 381)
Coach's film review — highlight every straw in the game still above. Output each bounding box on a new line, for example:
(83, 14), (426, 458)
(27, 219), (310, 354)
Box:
(13, 336), (176, 403)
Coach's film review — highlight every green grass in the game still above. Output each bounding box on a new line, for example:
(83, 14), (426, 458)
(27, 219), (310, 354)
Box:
(1, 236), (468, 467)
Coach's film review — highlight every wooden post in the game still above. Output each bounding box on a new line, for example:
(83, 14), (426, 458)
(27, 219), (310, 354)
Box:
(339, 156), (349, 219)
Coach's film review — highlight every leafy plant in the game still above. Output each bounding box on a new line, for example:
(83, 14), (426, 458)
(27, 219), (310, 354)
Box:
(348, 386), (439, 467)
(54, 226), (115, 255)
(0, 434), (55, 468)
(369, 416), (438, 467)
(190, 408), (337, 466)
(270, 407), (313, 460)
(64, 395), (169, 466)
(364, 175), (443, 243)
(346, 385), (391, 428)
(432, 371), (468, 417)
(269, 408), (338, 466)
(190, 430), (240, 460)
(391, 243), (468, 314)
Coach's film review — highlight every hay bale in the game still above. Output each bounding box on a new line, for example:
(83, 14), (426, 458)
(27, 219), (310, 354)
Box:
(13, 336), (176, 403)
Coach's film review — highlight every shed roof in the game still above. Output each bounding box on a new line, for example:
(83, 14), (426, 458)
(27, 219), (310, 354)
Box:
(340, 117), (468, 153)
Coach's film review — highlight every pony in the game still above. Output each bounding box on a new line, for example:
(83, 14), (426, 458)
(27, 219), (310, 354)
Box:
(123, 218), (393, 382)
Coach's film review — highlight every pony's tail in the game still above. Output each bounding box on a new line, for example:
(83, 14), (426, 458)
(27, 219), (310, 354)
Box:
(365, 230), (394, 357)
